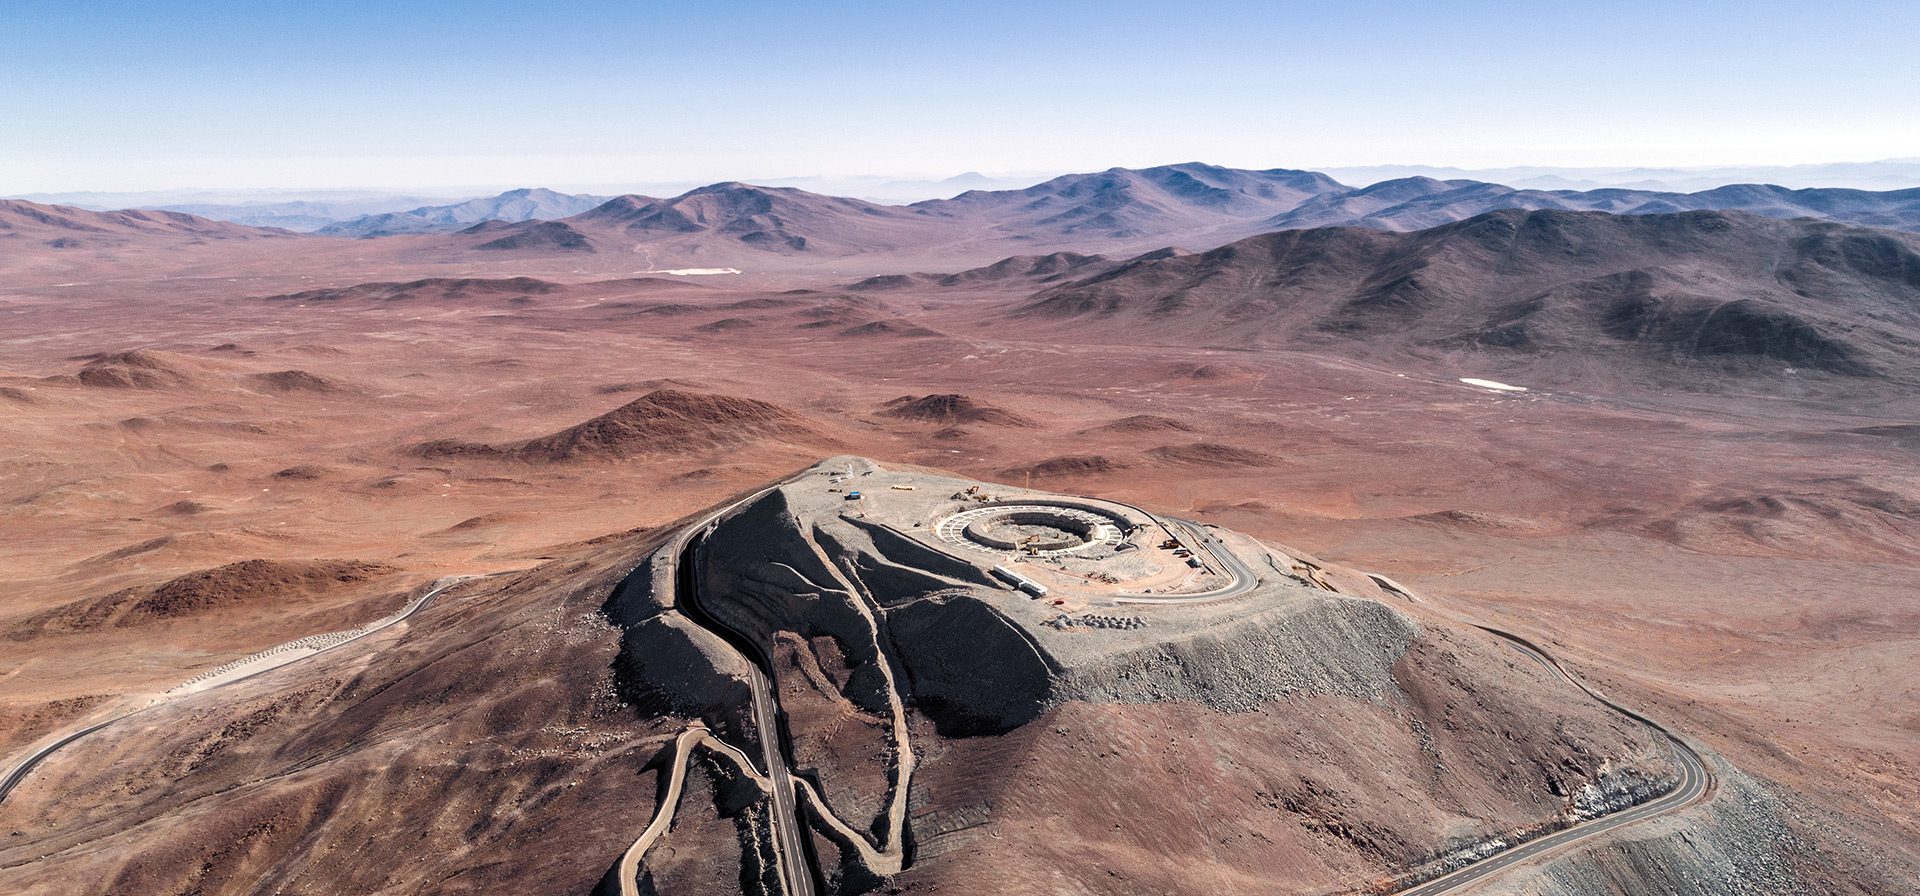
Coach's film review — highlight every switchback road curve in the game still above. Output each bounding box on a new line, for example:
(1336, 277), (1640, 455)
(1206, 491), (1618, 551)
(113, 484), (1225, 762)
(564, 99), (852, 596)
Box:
(654, 470), (822, 896)
(1388, 627), (1714, 896)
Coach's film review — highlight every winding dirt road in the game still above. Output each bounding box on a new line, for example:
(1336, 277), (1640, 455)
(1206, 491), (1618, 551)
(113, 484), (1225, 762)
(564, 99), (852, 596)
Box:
(641, 471), (821, 896)
(0, 575), (470, 811)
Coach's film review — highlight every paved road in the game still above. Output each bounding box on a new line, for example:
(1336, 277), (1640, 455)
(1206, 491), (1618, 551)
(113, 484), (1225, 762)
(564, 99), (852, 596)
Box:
(1170, 517), (1260, 595)
(654, 479), (1712, 896)
(660, 471), (820, 896)
(0, 720), (118, 810)
(1390, 630), (1714, 895)
(1108, 512), (1261, 603)
(746, 662), (811, 894)
(0, 576), (467, 811)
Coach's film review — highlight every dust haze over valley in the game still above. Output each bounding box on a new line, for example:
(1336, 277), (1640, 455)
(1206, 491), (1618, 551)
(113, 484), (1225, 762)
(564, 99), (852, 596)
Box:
(3, 153), (1920, 896)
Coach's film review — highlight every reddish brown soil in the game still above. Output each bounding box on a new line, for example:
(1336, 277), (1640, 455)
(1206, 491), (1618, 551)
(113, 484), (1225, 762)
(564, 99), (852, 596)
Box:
(0, 218), (1914, 892)
(878, 394), (1034, 427)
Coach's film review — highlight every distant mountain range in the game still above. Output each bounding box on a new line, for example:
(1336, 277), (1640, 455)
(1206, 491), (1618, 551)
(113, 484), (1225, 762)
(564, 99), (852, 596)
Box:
(137, 196), (451, 232)
(442, 163), (1920, 266)
(10, 164), (1920, 274)
(15, 163), (1920, 240)
(314, 188), (611, 237)
(1003, 207), (1920, 389)
(1315, 159), (1920, 193)
(0, 199), (298, 245)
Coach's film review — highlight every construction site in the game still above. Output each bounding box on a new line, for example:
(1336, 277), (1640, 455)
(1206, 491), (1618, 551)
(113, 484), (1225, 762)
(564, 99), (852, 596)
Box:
(822, 462), (1252, 613)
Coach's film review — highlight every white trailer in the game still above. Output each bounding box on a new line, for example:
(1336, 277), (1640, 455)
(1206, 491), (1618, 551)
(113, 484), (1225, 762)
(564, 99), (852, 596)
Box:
(989, 564), (1049, 597)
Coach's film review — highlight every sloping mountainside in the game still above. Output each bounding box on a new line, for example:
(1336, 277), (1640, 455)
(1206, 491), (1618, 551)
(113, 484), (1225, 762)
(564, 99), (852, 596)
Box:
(560, 183), (950, 255)
(13, 165), (1920, 275)
(454, 165), (1346, 263)
(1258, 178), (1920, 234)
(0, 200), (294, 247)
(847, 251), (1119, 291)
(0, 460), (1891, 895)
(630, 460), (1841, 895)
(1013, 209), (1920, 390)
(411, 389), (835, 463)
(141, 196), (450, 233)
(0, 530), (683, 895)
(434, 167), (1920, 269)
(920, 164), (1920, 238)
(318, 188), (610, 238)
(912, 162), (1346, 241)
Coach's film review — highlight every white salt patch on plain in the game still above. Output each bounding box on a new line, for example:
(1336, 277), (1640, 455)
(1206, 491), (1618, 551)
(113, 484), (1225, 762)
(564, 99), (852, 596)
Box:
(658, 268), (741, 276)
(1460, 377), (1528, 392)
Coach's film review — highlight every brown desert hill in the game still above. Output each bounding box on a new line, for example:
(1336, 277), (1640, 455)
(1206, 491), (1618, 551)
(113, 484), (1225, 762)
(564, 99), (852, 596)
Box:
(0, 530), (681, 896)
(848, 253), (1119, 291)
(877, 393), (1034, 426)
(466, 219), (593, 252)
(932, 250), (1117, 287)
(693, 316), (757, 332)
(1014, 208), (1920, 388)
(8, 559), (399, 637)
(122, 559), (395, 621)
(257, 276), (561, 304)
(846, 272), (943, 291)
(1148, 442), (1284, 467)
(561, 182), (940, 255)
(246, 369), (347, 393)
(1004, 453), (1132, 477)
(0, 464), (1874, 896)
(413, 389), (832, 463)
(69, 349), (224, 389)
(839, 320), (944, 338)
(0, 200), (296, 246)
(1086, 414), (1197, 434)
(0, 385), (44, 404)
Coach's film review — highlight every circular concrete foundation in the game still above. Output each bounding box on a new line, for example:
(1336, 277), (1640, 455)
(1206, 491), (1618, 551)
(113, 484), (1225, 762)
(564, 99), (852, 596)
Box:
(964, 510), (1098, 551)
(937, 503), (1126, 556)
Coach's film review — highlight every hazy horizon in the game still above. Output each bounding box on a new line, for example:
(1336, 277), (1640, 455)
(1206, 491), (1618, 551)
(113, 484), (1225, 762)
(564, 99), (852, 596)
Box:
(7, 1), (1917, 194)
(17, 157), (1920, 216)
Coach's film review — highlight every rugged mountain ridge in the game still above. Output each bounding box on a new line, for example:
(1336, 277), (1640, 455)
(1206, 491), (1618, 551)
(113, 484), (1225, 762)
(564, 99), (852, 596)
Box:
(16, 164), (1920, 272)
(316, 188), (612, 238)
(1011, 208), (1920, 389)
(0, 200), (295, 247)
(389, 165), (1920, 267)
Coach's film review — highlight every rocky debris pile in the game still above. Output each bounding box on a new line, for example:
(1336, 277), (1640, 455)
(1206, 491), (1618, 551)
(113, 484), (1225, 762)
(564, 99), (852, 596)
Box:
(1044, 613), (1146, 631)
(166, 627), (366, 692)
(1499, 760), (1846, 896)
(1054, 595), (1420, 712)
(164, 577), (446, 693)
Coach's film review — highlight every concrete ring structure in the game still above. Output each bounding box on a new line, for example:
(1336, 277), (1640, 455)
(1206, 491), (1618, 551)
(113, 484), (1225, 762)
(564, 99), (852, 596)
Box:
(936, 504), (1126, 556)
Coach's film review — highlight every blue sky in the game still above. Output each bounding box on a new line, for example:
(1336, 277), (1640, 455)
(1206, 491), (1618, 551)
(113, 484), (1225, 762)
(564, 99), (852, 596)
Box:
(5, 0), (1917, 190)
